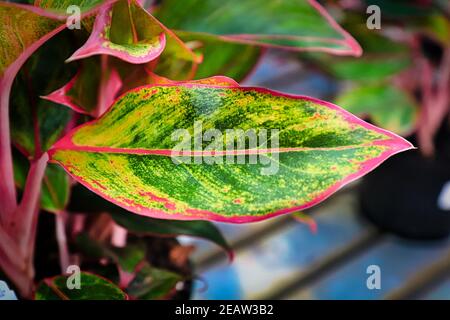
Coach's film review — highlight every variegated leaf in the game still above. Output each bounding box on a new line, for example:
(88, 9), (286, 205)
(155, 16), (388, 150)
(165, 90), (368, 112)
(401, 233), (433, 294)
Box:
(50, 84), (413, 223)
(67, 0), (199, 65)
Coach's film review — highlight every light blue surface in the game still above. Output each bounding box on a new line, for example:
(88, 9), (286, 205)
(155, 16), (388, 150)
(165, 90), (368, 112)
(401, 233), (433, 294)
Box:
(301, 236), (450, 300)
(193, 195), (369, 299)
(0, 280), (18, 300)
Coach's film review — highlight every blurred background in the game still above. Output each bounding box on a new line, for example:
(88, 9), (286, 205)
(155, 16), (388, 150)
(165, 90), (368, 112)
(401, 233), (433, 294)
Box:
(177, 0), (450, 300)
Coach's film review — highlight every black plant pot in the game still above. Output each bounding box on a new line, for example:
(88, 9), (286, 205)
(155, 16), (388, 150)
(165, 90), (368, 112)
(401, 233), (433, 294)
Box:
(359, 129), (450, 239)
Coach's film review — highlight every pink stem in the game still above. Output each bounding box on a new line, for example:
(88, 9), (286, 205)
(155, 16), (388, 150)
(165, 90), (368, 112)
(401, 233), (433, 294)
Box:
(418, 47), (450, 156)
(0, 249), (31, 297)
(0, 77), (18, 224)
(56, 212), (70, 273)
(0, 212), (32, 298)
(14, 152), (49, 251)
(438, 47), (450, 111)
(0, 224), (25, 270)
(417, 58), (435, 156)
(111, 223), (128, 248)
(2, 152), (49, 298)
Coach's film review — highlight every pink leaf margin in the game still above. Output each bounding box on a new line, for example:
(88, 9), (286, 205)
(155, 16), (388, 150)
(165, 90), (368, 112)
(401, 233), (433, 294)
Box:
(66, 2), (166, 64)
(49, 84), (414, 224)
(41, 62), (123, 116)
(66, 0), (201, 65)
(171, 0), (362, 57)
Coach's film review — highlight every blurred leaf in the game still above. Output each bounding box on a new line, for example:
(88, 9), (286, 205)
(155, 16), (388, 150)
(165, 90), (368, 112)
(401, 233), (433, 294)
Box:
(69, 184), (232, 257)
(126, 262), (182, 300)
(300, 12), (412, 81)
(35, 272), (127, 300)
(361, 0), (437, 18)
(336, 84), (418, 135)
(74, 234), (184, 299)
(110, 210), (233, 259)
(75, 233), (146, 273)
(155, 31), (262, 82)
(421, 14), (450, 45)
(35, 0), (110, 14)
(154, 0), (361, 56)
(326, 57), (410, 82)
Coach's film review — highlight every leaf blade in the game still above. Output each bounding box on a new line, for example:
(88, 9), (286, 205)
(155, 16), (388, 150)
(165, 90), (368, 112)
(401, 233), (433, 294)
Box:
(50, 85), (413, 223)
(154, 0), (362, 56)
(35, 272), (127, 300)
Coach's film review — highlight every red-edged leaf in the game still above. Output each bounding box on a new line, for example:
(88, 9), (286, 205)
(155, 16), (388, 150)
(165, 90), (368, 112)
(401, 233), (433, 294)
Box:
(42, 56), (123, 117)
(35, 272), (128, 300)
(117, 65), (239, 92)
(154, 0), (362, 56)
(35, 0), (116, 15)
(49, 84), (413, 223)
(67, 0), (199, 65)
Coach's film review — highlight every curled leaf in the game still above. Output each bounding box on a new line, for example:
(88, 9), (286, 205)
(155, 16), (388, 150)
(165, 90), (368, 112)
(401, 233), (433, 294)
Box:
(67, 0), (198, 64)
(42, 56), (122, 117)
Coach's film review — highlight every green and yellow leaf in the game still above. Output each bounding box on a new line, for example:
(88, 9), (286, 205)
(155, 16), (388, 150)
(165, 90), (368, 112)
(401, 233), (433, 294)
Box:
(50, 84), (413, 223)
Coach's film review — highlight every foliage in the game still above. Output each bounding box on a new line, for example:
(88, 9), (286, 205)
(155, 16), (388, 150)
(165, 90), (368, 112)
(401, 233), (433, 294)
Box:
(0, 0), (413, 299)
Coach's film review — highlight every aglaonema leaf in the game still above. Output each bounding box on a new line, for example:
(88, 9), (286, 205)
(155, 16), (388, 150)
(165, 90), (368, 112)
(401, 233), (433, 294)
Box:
(35, 272), (127, 300)
(154, 0), (362, 56)
(0, 3), (62, 79)
(154, 31), (262, 82)
(75, 233), (146, 273)
(110, 210), (232, 259)
(50, 84), (413, 223)
(10, 29), (79, 158)
(34, 0), (114, 14)
(68, 183), (232, 257)
(335, 84), (418, 136)
(300, 12), (412, 82)
(42, 56), (123, 117)
(67, 0), (199, 65)
(126, 262), (183, 300)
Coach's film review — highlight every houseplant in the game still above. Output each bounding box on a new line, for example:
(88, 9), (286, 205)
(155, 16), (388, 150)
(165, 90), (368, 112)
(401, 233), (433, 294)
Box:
(0, 0), (412, 299)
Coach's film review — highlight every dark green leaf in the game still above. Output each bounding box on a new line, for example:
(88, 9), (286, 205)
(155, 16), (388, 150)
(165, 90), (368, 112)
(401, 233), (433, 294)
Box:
(126, 263), (182, 300)
(35, 272), (127, 300)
